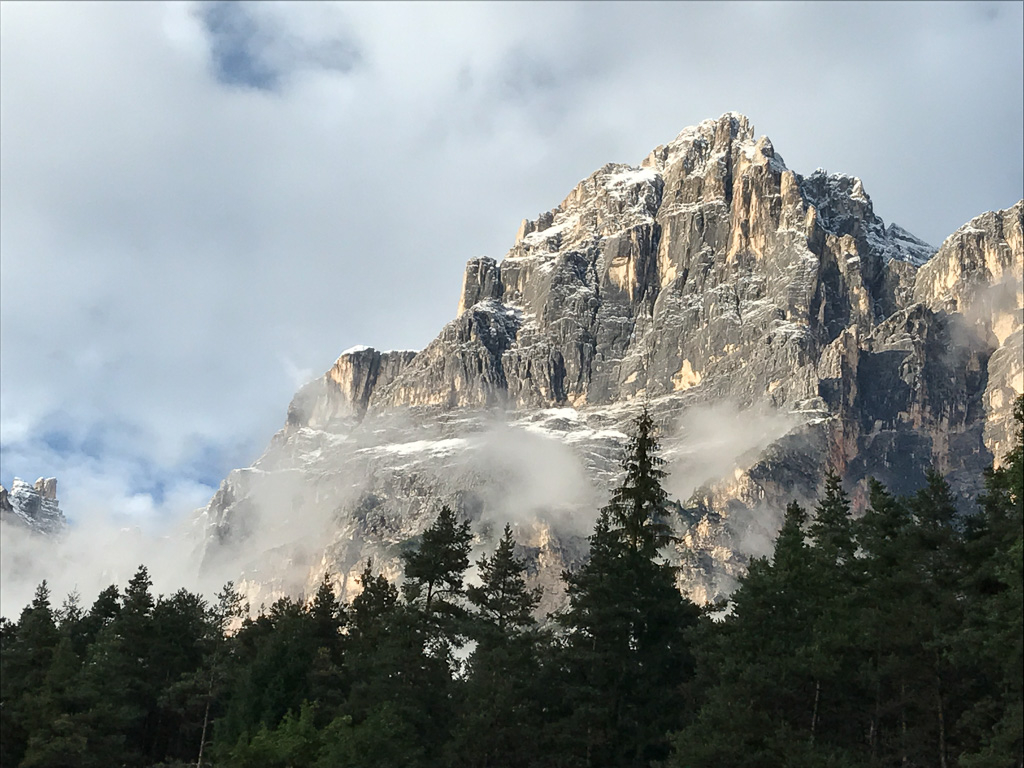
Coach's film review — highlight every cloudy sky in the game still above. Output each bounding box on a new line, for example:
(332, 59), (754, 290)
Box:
(2, 1), (1022, 534)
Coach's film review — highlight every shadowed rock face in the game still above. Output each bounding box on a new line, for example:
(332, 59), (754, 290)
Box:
(195, 114), (1023, 610)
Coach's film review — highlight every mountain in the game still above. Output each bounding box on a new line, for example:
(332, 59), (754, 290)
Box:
(0, 477), (66, 535)
(194, 113), (1023, 609)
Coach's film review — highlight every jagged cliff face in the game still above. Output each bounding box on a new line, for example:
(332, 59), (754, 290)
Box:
(287, 346), (418, 428)
(912, 204), (1023, 467)
(1, 478), (66, 535)
(195, 114), (1023, 609)
(369, 115), (936, 414)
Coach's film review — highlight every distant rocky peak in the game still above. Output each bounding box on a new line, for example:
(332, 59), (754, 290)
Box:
(0, 477), (66, 535)
(914, 201), (1023, 343)
(884, 224), (936, 267)
(511, 162), (663, 262)
(34, 477), (57, 499)
(799, 170), (876, 233)
(297, 112), (959, 423)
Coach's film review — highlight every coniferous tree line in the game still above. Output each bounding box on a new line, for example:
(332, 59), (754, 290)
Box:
(1, 399), (1021, 767)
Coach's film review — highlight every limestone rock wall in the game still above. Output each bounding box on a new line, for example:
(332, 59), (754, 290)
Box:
(912, 201), (1024, 465)
(360, 114), (948, 417)
(196, 113), (1023, 609)
(287, 347), (416, 429)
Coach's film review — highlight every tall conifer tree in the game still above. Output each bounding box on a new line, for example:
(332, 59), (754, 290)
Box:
(557, 408), (698, 767)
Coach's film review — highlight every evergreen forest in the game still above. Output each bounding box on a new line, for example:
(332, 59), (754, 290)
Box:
(2, 399), (1021, 768)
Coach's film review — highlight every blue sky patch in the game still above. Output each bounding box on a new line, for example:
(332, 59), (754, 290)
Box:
(198, 1), (361, 92)
(200, 1), (281, 91)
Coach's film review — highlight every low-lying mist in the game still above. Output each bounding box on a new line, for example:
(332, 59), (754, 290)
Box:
(1, 510), (211, 620)
(664, 400), (800, 503)
(1, 398), (807, 619)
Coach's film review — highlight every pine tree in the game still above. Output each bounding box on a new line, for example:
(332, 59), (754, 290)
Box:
(959, 395), (1023, 766)
(65, 565), (161, 766)
(808, 467), (856, 565)
(555, 409), (698, 767)
(350, 560), (399, 632)
(467, 523), (542, 639)
(147, 588), (219, 763)
(852, 479), (918, 764)
(341, 561), (455, 764)
(905, 470), (966, 768)
(804, 469), (868, 749)
(20, 636), (90, 768)
(604, 407), (674, 554)
(454, 524), (546, 768)
(668, 501), (847, 766)
(309, 572), (345, 648)
(214, 595), (324, 749)
(0, 581), (61, 766)
(401, 504), (473, 617)
(78, 583), (121, 647)
(306, 573), (347, 725)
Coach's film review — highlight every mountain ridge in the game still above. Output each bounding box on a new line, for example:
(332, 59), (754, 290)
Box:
(194, 113), (1023, 610)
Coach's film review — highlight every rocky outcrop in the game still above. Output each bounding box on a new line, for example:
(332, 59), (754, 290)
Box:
(371, 301), (524, 409)
(196, 114), (1023, 610)
(457, 257), (503, 316)
(912, 202), (1024, 466)
(1, 478), (66, 535)
(287, 347), (416, 428)
(913, 202), (1023, 338)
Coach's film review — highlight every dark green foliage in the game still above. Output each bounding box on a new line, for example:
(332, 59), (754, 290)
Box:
(554, 408), (700, 767)
(958, 397), (1024, 767)
(669, 500), (851, 766)
(809, 467), (856, 564)
(604, 407), (675, 554)
(453, 525), (547, 768)
(1, 582), (60, 766)
(318, 703), (426, 767)
(466, 523), (542, 638)
(214, 595), (325, 750)
(349, 559), (398, 628)
(78, 584), (121, 647)
(223, 701), (323, 768)
(401, 504), (473, 617)
(669, 398), (1024, 768)
(2, 397), (1021, 767)
(344, 570), (458, 763)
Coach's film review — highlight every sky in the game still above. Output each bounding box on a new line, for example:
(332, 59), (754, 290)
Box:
(1, 1), (1022, 543)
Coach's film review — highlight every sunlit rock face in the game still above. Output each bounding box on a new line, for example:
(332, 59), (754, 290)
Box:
(1, 478), (66, 535)
(195, 114), (1023, 611)
(912, 202), (1024, 467)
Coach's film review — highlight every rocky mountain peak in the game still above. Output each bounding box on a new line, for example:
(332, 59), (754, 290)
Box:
(1, 477), (66, 535)
(196, 113), (1022, 610)
(353, 112), (944, 417)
